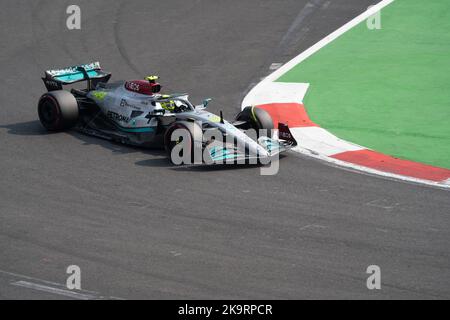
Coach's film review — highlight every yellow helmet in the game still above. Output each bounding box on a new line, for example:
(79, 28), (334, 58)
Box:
(160, 100), (176, 111)
(145, 75), (159, 83)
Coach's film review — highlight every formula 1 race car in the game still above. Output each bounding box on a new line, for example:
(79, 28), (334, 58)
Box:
(38, 62), (297, 164)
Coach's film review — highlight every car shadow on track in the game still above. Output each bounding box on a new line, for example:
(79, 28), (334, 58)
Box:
(2, 120), (280, 172)
(137, 156), (287, 173)
(1, 120), (173, 166)
(135, 160), (263, 172)
(173, 163), (263, 172)
(0, 120), (49, 136)
(68, 131), (179, 169)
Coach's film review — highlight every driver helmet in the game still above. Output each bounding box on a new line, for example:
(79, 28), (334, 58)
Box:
(160, 100), (176, 111)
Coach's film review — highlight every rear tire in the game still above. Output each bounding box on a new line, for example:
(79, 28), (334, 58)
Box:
(236, 106), (274, 138)
(38, 90), (79, 131)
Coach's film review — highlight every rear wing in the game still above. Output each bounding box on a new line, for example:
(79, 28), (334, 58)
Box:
(42, 61), (111, 91)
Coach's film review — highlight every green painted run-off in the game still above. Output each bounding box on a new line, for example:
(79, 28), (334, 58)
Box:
(278, 0), (450, 169)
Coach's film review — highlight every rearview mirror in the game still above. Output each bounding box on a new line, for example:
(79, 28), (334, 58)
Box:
(202, 98), (212, 107)
(196, 98), (212, 110)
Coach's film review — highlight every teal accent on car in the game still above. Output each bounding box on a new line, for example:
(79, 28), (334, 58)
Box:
(213, 154), (238, 160)
(115, 125), (155, 133)
(260, 138), (280, 153)
(55, 70), (99, 82)
(210, 147), (238, 160)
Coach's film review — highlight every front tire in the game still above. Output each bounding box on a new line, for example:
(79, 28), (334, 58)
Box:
(164, 121), (203, 165)
(235, 106), (274, 138)
(38, 90), (79, 131)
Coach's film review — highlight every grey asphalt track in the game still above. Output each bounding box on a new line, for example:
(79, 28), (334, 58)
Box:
(0, 0), (449, 299)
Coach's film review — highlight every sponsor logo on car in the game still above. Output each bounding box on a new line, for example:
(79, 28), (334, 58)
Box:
(44, 80), (61, 90)
(125, 81), (140, 92)
(107, 111), (130, 123)
(209, 115), (221, 123)
(47, 62), (100, 77)
(120, 99), (141, 110)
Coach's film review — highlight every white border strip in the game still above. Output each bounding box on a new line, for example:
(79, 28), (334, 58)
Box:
(243, 0), (395, 107)
(263, 0), (395, 83)
(242, 82), (310, 107)
(1, 269), (123, 300)
(12, 280), (98, 300)
(293, 146), (450, 189)
(242, 0), (450, 189)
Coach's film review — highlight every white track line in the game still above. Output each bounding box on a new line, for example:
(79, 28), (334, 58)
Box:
(263, 0), (394, 83)
(293, 146), (450, 189)
(0, 269), (123, 300)
(242, 82), (309, 106)
(241, 0), (450, 189)
(243, 0), (395, 106)
(12, 281), (97, 300)
(290, 126), (364, 156)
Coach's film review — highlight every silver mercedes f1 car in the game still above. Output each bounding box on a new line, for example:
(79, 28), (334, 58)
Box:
(38, 62), (297, 164)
